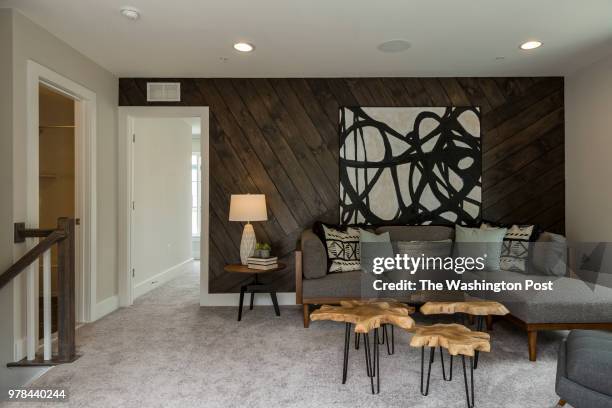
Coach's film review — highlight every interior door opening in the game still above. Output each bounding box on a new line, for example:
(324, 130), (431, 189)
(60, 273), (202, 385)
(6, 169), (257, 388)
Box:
(130, 117), (201, 301)
(38, 84), (76, 336)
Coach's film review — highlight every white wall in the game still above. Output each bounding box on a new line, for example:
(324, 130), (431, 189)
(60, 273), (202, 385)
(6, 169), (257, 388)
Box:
(132, 118), (193, 298)
(0, 9), (118, 381)
(11, 10), (118, 305)
(566, 54), (612, 242)
(0, 8), (41, 395)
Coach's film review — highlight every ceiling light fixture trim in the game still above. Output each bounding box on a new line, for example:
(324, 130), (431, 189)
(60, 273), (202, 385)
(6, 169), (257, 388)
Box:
(120, 6), (141, 20)
(520, 40), (542, 50)
(234, 42), (255, 52)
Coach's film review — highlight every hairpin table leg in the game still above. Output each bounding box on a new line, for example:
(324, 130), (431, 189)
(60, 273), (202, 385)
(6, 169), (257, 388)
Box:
(342, 323), (351, 384)
(364, 333), (372, 379)
(420, 346), (435, 396)
(373, 328), (380, 394)
(440, 346), (453, 381)
(462, 355), (476, 408)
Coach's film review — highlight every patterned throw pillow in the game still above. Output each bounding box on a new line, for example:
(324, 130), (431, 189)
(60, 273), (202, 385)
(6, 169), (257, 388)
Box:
(482, 223), (535, 273)
(320, 224), (361, 273)
(500, 225), (535, 273)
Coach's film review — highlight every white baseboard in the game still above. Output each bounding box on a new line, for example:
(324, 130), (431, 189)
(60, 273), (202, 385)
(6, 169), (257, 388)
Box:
(93, 295), (119, 321)
(199, 292), (296, 306)
(133, 258), (193, 299)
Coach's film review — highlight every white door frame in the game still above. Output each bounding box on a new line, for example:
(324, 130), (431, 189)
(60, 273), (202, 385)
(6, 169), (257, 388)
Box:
(25, 60), (97, 323)
(117, 106), (210, 306)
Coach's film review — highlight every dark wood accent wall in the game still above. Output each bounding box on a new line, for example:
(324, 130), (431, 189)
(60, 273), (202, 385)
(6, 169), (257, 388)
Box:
(119, 77), (565, 293)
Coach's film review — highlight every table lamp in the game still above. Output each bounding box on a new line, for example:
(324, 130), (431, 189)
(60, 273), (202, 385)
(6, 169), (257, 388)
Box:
(229, 194), (268, 265)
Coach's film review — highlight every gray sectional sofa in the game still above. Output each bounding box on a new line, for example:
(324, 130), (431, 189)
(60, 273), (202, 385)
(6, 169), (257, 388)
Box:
(295, 225), (612, 361)
(556, 330), (612, 408)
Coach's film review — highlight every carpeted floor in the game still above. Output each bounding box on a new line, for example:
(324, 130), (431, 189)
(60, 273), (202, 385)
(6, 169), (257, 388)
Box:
(3, 263), (569, 408)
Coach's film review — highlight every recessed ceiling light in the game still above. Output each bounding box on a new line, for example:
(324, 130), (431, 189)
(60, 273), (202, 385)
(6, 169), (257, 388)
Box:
(120, 6), (140, 20)
(520, 40), (542, 50)
(234, 42), (254, 52)
(377, 39), (411, 53)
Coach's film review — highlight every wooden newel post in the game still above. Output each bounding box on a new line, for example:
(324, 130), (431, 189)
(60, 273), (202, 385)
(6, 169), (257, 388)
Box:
(57, 217), (76, 362)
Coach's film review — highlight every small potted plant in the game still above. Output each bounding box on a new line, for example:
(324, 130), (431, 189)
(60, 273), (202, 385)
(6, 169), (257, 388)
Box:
(254, 242), (272, 258)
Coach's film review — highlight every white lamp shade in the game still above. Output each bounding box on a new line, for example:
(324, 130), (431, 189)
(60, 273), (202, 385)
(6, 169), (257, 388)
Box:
(229, 194), (268, 222)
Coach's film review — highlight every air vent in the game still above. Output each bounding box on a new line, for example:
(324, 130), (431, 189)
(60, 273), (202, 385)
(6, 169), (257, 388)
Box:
(146, 82), (181, 102)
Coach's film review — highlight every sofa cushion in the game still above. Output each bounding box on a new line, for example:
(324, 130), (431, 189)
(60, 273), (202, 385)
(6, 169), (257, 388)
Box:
(566, 330), (612, 396)
(300, 230), (328, 280)
(302, 270), (415, 300)
(395, 240), (453, 258)
(359, 229), (394, 274)
(375, 225), (454, 242)
(455, 225), (506, 270)
(464, 269), (612, 323)
(395, 240), (454, 277)
(531, 232), (567, 276)
(302, 271), (371, 299)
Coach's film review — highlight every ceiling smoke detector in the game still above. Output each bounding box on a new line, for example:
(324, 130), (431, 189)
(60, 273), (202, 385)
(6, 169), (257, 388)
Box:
(377, 40), (411, 53)
(120, 7), (140, 21)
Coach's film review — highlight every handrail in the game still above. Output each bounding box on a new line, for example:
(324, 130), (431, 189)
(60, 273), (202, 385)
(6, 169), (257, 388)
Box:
(14, 222), (55, 243)
(0, 230), (66, 290)
(3, 217), (77, 365)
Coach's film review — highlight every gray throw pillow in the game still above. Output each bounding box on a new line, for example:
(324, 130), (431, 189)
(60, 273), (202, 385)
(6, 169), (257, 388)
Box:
(531, 232), (567, 276)
(454, 225), (507, 271)
(359, 229), (393, 274)
(301, 230), (328, 280)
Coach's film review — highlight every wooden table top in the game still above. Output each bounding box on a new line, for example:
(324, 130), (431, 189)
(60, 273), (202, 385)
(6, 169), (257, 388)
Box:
(420, 301), (509, 316)
(310, 300), (415, 333)
(224, 263), (286, 274)
(410, 323), (491, 357)
(340, 299), (416, 315)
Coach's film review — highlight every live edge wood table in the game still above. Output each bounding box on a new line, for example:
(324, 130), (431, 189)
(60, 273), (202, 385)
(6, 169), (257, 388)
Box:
(420, 301), (509, 369)
(410, 324), (490, 408)
(224, 263), (286, 321)
(310, 300), (415, 394)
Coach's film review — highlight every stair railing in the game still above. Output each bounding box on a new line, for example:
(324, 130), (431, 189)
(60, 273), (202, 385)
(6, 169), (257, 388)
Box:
(0, 217), (76, 366)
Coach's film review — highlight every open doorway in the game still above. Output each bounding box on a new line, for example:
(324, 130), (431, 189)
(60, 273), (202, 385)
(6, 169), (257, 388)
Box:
(130, 117), (198, 299)
(117, 107), (209, 307)
(19, 60), (97, 362)
(38, 84), (75, 336)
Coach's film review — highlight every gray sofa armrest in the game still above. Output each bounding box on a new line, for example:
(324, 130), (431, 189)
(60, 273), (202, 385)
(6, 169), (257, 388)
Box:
(301, 229), (328, 280)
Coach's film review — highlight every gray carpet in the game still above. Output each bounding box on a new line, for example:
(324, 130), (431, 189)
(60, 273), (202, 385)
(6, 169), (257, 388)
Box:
(2, 264), (568, 408)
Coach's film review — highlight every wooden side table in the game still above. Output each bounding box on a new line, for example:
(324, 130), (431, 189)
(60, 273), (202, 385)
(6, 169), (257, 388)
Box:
(224, 263), (286, 321)
(410, 324), (490, 408)
(340, 299), (415, 356)
(420, 300), (508, 369)
(310, 300), (415, 394)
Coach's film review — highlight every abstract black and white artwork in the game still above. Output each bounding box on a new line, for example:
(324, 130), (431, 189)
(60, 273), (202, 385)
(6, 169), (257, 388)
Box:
(339, 107), (481, 226)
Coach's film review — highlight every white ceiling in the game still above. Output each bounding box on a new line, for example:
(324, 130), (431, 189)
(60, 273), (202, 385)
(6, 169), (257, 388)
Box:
(3, 0), (612, 77)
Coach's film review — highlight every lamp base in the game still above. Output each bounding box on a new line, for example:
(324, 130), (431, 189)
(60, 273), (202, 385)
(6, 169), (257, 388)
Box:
(240, 223), (256, 265)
